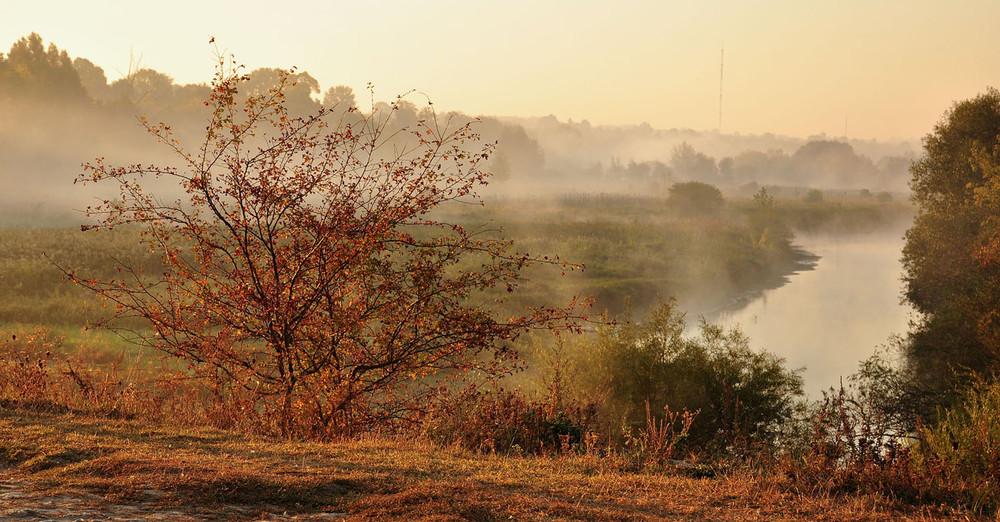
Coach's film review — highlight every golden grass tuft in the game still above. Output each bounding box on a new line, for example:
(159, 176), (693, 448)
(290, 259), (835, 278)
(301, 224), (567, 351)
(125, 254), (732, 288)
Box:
(0, 405), (977, 521)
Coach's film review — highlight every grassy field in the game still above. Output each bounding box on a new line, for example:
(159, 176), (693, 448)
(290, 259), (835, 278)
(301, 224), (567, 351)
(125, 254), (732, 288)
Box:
(0, 193), (913, 387)
(0, 193), (911, 328)
(0, 404), (970, 521)
(0, 193), (837, 359)
(432, 193), (912, 318)
(0, 194), (942, 520)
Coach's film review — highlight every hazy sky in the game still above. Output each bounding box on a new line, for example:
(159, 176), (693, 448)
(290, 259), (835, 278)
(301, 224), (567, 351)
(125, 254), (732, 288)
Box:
(4, 1), (999, 140)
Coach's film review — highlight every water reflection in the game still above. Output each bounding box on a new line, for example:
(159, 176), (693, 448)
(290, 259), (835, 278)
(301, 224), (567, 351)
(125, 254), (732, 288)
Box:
(706, 229), (916, 398)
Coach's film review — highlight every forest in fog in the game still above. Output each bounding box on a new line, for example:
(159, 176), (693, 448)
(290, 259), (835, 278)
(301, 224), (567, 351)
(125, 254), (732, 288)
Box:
(0, 33), (915, 218)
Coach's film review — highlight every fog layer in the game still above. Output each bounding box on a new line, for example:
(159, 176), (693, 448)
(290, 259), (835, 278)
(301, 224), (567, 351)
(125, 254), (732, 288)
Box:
(0, 33), (917, 224)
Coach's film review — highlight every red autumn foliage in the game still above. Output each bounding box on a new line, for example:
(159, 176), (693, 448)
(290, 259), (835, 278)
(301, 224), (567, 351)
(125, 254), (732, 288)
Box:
(64, 53), (584, 438)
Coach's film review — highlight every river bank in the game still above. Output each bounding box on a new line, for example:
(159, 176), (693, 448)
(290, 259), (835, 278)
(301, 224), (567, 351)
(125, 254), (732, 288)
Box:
(707, 226), (916, 397)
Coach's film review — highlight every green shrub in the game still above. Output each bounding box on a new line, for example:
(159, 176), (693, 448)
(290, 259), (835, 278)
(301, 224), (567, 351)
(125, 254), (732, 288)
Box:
(576, 299), (803, 455)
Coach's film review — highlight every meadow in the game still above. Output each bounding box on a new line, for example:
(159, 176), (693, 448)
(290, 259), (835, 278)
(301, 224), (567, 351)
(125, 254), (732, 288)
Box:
(0, 192), (913, 366)
(9, 194), (989, 520)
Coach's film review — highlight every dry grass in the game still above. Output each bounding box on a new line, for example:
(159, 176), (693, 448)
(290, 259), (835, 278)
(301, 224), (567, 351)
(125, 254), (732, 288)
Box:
(0, 405), (977, 521)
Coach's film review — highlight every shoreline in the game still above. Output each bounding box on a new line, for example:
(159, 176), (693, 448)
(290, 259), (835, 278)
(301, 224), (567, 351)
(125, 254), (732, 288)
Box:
(684, 244), (821, 325)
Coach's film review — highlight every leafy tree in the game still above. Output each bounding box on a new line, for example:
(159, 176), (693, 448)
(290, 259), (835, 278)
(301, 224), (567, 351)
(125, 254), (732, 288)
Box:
(321, 84), (358, 122)
(670, 142), (718, 182)
(902, 88), (1000, 396)
(729, 149), (791, 186)
(490, 122), (545, 179)
(667, 181), (724, 217)
(170, 83), (213, 115)
(243, 66), (320, 115)
(67, 56), (582, 438)
(72, 57), (110, 101)
(321, 84), (356, 109)
(791, 140), (875, 187)
(0, 33), (88, 102)
(109, 68), (177, 113)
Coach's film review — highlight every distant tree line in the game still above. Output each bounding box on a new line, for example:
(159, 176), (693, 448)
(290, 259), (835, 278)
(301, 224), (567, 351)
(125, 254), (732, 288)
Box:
(0, 33), (550, 210)
(1, 32), (918, 206)
(510, 113), (916, 193)
(635, 139), (907, 191)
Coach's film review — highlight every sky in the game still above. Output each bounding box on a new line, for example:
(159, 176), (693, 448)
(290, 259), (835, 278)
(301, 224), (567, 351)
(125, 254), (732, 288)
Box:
(4, 0), (999, 141)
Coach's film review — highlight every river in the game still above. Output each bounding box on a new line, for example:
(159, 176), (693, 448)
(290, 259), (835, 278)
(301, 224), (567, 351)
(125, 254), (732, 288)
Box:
(707, 227), (917, 398)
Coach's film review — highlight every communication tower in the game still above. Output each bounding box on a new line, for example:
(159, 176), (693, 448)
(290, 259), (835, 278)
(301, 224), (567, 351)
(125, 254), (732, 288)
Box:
(719, 44), (724, 133)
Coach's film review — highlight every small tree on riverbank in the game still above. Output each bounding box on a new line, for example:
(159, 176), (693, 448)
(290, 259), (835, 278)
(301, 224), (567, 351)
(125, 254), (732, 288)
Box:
(66, 52), (584, 438)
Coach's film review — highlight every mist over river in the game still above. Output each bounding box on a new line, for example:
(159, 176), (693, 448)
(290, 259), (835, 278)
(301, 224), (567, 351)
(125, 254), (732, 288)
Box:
(704, 226), (916, 398)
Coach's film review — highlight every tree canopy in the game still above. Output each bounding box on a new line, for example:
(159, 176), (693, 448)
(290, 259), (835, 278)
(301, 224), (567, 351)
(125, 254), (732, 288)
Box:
(902, 87), (1000, 394)
(0, 33), (88, 102)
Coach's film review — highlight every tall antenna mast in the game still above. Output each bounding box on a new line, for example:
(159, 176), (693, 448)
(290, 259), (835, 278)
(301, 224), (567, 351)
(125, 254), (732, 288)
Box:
(718, 43), (724, 133)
